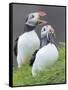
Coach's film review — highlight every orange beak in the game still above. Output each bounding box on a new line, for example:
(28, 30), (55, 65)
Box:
(37, 11), (47, 25)
(38, 11), (47, 16)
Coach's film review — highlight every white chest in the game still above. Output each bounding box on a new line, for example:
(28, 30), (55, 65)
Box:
(32, 43), (59, 76)
(17, 30), (40, 64)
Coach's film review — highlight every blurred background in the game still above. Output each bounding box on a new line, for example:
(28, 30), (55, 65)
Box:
(12, 4), (66, 67)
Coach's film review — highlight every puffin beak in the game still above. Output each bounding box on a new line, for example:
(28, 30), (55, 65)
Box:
(37, 11), (47, 25)
(49, 27), (56, 38)
(49, 29), (54, 33)
(38, 11), (47, 16)
(49, 26), (56, 37)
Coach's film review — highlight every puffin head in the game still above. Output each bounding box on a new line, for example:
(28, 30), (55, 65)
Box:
(25, 11), (47, 27)
(41, 25), (55, 44)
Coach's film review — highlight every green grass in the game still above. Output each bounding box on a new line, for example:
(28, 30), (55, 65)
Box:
(13, 45), (66, 86)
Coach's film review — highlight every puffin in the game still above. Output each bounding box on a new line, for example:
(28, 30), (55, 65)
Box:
(29, 25), (55, 66)
(14, 11), (47, 68)
(32, 25), (59, 76)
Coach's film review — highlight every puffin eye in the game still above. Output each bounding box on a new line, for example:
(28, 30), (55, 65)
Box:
(44, 28), (46, 31)
(32, 15), (34, 18)
(30, 15), (34, 19)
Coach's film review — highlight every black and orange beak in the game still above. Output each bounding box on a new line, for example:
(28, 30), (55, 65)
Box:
(37, 11), (47, 25)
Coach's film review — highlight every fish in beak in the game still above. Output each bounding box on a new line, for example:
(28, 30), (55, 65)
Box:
(48, 25), (56, 39)
(47, 25), (56, 43)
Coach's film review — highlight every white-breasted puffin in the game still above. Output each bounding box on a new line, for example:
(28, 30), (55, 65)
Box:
(14, 11), (47, 68)
(32, 25), (59, 77)
(29, 25), (55, 66)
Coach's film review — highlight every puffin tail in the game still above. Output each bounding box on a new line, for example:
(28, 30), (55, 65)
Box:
(14, 37), (19, 56)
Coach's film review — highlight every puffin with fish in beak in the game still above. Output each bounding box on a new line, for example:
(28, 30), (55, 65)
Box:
(31, 25), (59, 77)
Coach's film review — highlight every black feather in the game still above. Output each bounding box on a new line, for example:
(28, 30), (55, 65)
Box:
(14, 37), (19, 56)
(29, 49), (39, 66)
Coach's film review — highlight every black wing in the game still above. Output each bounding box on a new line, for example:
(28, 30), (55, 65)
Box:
(14, 37), (19, 56)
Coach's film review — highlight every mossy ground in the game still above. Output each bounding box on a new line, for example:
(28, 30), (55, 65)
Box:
(13, 45), (66, 86)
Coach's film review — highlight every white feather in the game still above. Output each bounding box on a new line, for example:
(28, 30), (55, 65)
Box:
(17, 30), (40, 68)
(32, 43), (59, 76)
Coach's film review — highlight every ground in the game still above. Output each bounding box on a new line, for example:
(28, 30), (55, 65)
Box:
(13, 44), (66, 87)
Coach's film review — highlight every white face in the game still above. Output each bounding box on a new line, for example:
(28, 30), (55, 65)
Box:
(41, 25), (49, 38)
(41, 25), (55, 38)
(25, 13), (39, 26)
